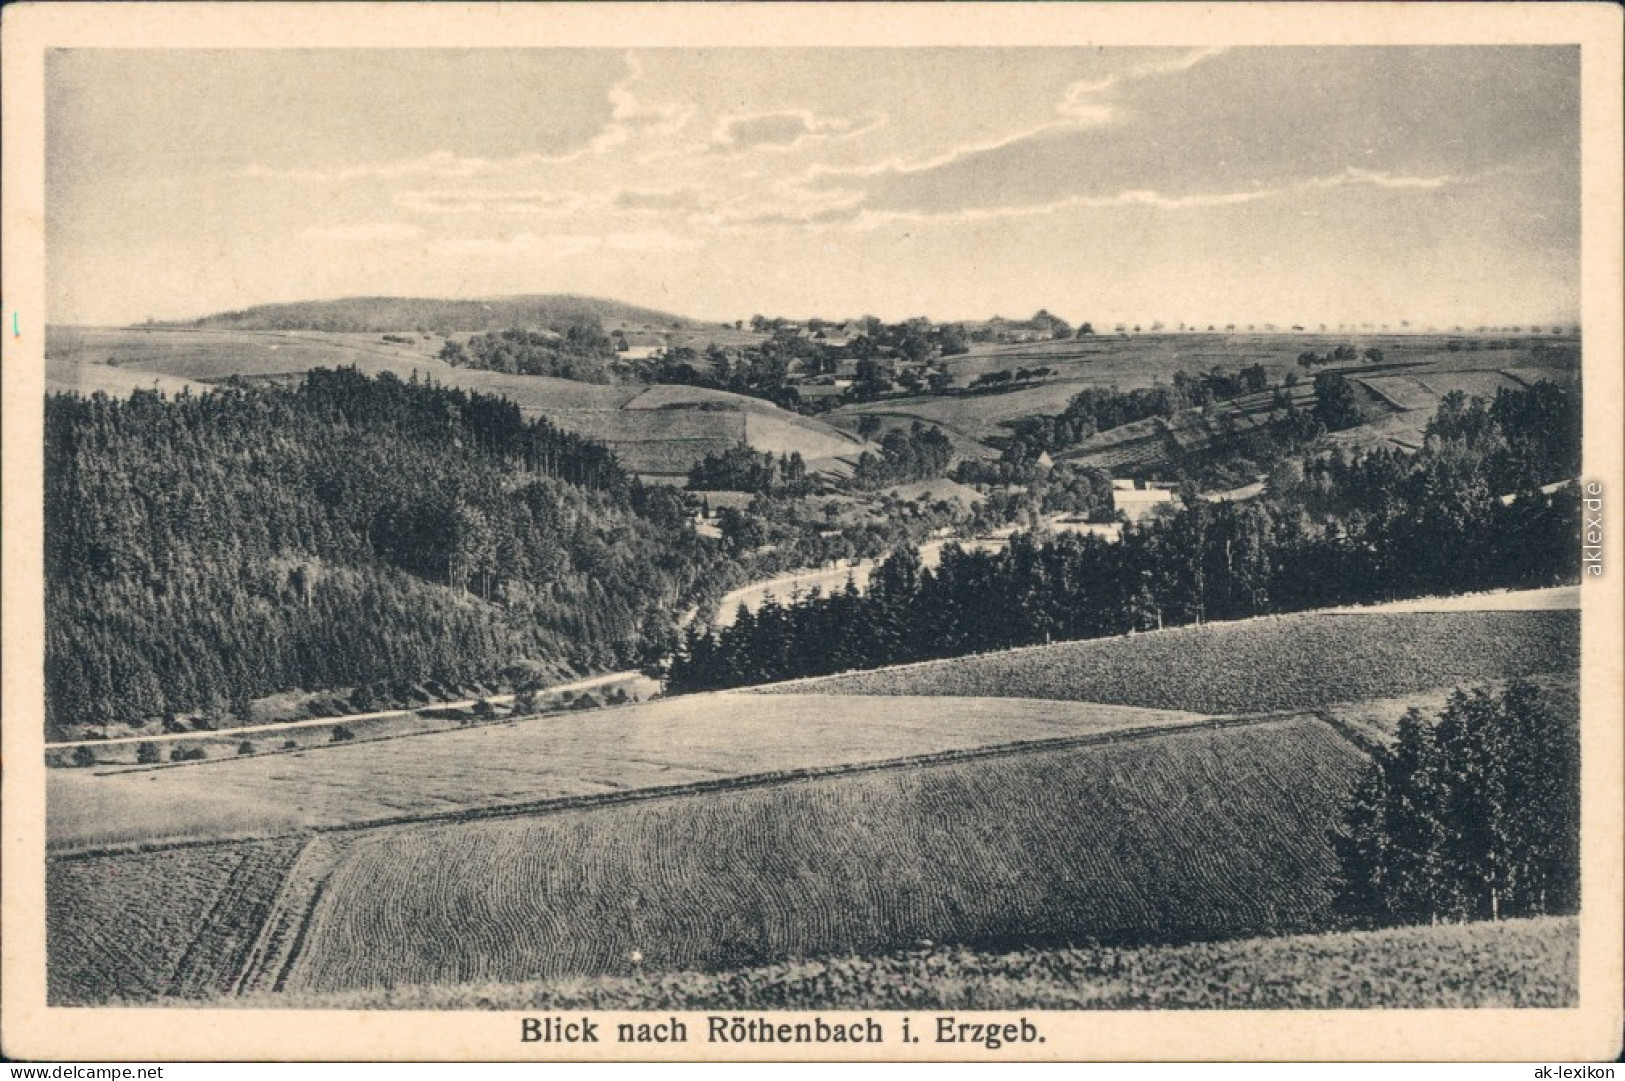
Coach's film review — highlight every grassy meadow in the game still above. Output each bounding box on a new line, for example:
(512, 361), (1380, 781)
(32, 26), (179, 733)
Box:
(48, 693), (1205, 851)
(272, 716), (1362, 996)
(250, 915), (1577, 1011)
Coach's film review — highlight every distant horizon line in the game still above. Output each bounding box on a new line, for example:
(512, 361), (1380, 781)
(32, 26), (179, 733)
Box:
(51, 290), (1580, 336)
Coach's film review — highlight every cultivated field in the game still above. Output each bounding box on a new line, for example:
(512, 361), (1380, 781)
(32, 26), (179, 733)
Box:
(45, 585), (1582, 1007)
(253, 915), (1577, 1011)
(271, 716), (1362, 996)
(831, 333), (1577, 468)
(48, 837), (306, 1004)
(762, 609), (1579, 714)
(48, 694), (1204, 851)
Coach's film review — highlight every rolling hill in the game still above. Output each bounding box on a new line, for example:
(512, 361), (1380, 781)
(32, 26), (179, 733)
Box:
(180, 294), (719, 336)
(44, 588), (1578, 1005)
(45, 324), (869, 482)
(832, 333), (1580, 476)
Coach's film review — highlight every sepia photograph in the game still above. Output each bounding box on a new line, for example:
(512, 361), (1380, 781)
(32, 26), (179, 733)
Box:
(3, 1), (1621, 1064)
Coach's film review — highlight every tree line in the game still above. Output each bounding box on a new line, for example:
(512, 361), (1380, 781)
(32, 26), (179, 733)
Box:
(1332, 681), (1578, 927)
(1001, 364), (1273, 460)
(666, 382), (1579, 692)
(45, 368), (727, 733)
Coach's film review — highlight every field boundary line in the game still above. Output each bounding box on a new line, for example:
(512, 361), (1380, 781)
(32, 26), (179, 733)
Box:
(302, 712), (1298, 836)
(1311, 710), (1384, 755)
(231, 836), (345, 997)
(49, 711), (1311, 860)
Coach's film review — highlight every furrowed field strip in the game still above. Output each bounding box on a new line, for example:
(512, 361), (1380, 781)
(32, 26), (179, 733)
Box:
(759, 609), (1579, 714)
(231, 835), (350, 996)
(46, 838), (303, 1005)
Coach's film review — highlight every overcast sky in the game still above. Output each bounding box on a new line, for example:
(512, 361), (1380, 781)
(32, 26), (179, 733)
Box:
(47, 47), (1579, 328)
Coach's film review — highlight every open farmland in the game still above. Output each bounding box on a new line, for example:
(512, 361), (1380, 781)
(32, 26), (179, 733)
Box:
(45, 325), (442, 379)
(47, 837), (305, 1004)
(831, 333), (1577, 470)
(762, 608), (1579, 714)
(48, 694), (1204, 851)
(256, 915), (1576, 1011)
(46, 326), (865, 482)
(270, 715), (1362, 996)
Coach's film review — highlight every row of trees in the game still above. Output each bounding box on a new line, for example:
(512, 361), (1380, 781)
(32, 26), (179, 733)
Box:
(667, 383), (1579, 691)
(45, 368), (727, 732)
(1298, 343), (1382, 368)
(1002, 365), (1272, 460)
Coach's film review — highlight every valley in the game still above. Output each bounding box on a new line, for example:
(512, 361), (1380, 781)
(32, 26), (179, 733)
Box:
(41, 294), (1587, 1013)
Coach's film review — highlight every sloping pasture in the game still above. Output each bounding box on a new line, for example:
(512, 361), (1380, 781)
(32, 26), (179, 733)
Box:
(276, 715), (1363, 994)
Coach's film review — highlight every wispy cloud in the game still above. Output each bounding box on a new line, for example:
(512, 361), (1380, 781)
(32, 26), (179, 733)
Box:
(709, 109), (885, 153)
(735, 166), (1482, 235)
(243, 151), (511, 183)
(572, 52), (692, 160)
(298, 222), (425, 243)
(394, 189), (598, 217)
(431, 229), (698, 260)
(1061, 47), (1228, 103)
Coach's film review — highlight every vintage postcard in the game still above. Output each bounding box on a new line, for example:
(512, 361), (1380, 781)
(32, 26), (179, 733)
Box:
(3, 1), (1621, 1063)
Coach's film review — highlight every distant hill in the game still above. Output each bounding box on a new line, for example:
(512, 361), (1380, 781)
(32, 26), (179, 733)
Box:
(179, 295), (717, 335)
(47, 325), (869, 484)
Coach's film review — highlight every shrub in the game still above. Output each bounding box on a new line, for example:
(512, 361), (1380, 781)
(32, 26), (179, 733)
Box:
(71, 746), (97, 768)
(237, 741), (256, 756)
(331, 725), (355, 743)
(135, 742), (161, 765)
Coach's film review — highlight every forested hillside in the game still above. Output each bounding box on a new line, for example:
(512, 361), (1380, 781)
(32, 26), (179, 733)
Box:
(45, 368), (726, 732)
(185, 295), (708, 335)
